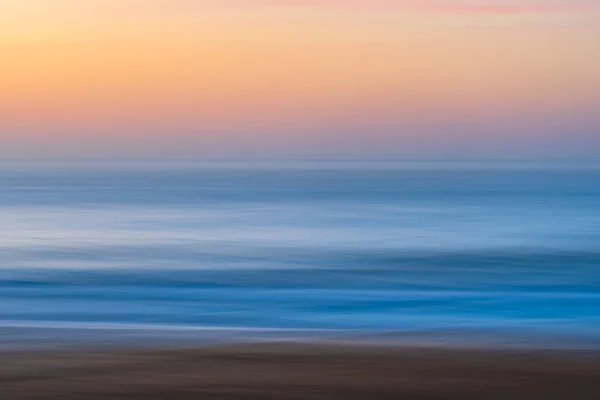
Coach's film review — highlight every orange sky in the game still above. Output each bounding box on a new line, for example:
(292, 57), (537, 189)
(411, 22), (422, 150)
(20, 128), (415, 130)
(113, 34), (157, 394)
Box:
(1, 1), (599, 159)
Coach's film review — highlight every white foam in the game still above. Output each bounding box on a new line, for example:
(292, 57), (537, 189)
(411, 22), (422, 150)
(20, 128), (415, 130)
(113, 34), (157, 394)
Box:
(0, 320), (345, 333)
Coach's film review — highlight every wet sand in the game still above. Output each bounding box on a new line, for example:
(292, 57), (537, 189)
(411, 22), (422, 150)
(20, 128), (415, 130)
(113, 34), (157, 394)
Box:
(2, 343), (600, 399)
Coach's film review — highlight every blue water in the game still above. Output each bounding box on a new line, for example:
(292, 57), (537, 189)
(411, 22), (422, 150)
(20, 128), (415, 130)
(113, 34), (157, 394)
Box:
(1, 161), (599, 347)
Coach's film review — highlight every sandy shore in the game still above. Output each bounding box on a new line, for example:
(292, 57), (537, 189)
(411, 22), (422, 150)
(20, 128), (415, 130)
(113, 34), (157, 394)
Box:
(2, 342), (600, 399)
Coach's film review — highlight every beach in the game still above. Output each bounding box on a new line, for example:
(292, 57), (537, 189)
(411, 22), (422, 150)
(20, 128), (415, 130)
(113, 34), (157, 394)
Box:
(2, 165), (600, 399)
(4, 0), (600, 395)
(2, 342), (600, 399)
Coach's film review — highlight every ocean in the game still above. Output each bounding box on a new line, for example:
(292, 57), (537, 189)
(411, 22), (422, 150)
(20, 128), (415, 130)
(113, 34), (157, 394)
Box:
(1, 161), (599, 348)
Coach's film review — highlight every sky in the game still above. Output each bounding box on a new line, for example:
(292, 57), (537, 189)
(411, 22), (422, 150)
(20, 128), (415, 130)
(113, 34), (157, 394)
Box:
(1, 0), (599, 160)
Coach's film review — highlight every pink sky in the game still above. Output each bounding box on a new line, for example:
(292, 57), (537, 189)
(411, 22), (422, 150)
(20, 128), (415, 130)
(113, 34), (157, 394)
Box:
(1, 0), (599, 159)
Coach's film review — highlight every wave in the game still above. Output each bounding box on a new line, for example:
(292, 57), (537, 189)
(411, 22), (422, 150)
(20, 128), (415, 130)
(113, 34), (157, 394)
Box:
(1, 248), (598, 291)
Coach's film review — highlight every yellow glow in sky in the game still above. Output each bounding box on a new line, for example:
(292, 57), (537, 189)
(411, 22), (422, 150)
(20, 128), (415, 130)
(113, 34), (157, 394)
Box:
(1, 1), (599, 158)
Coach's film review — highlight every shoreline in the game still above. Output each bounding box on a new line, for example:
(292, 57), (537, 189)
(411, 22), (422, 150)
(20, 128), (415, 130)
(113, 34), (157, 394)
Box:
(2, 324), (600, 353)
(2, 342), (600, 399)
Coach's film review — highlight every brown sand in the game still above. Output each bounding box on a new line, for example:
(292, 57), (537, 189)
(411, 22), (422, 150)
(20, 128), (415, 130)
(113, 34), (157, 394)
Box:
(1, 343), (600, 399)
